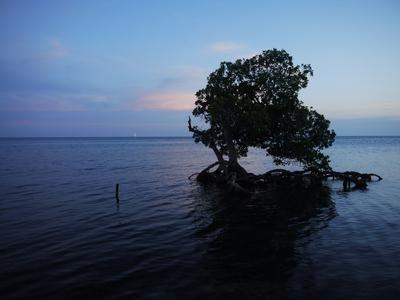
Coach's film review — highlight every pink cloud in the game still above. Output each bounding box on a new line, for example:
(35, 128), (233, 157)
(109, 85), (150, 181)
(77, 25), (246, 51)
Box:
(135, 90), (195, 111)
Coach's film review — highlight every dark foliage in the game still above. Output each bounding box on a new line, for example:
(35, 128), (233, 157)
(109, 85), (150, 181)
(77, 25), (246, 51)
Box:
(190, 49), (336, 172)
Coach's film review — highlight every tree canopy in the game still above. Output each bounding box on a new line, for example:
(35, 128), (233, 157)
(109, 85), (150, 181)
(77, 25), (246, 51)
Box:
(189, 49), (336, 173)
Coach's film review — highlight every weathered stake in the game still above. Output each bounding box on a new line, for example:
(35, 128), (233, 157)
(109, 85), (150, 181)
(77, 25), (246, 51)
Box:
(115, 183), (120, 201)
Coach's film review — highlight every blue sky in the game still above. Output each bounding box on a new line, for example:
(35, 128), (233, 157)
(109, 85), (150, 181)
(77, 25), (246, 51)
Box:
(0, 0), (399, 136)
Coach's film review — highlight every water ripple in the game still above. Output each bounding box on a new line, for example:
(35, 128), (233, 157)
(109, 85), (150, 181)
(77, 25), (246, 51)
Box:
(0, 137), (399, 299)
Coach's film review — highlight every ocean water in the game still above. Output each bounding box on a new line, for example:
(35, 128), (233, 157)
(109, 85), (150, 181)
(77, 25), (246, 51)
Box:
(0, 137), (399, 299)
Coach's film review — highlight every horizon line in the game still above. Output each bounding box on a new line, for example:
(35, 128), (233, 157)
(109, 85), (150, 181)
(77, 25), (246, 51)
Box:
(1, 135), (399, 139)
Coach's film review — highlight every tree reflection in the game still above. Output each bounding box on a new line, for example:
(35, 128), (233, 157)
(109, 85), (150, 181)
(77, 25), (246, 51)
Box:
(190, 185), (337, 296)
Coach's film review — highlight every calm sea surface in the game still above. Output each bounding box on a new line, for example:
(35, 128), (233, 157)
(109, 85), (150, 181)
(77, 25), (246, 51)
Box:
(0, 137), (399, 299)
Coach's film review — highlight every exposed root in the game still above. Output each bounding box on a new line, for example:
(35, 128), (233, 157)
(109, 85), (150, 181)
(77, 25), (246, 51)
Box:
(188, 173), (200, 180)
(192, 162), (383, 193)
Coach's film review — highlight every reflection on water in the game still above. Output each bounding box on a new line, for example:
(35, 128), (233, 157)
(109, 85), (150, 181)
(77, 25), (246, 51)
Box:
(188, 185), (336, 298)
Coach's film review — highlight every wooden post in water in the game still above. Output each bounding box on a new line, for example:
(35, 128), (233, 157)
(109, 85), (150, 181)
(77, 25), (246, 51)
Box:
(115, 183), (120, 201)
(343, 178), (348, 191)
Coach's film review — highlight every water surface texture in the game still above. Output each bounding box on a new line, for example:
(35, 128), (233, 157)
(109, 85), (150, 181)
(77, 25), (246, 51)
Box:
(1, 137), (399, 299)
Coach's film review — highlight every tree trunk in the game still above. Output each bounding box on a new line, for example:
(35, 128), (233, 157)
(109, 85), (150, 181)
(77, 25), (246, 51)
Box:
(223, 127), (248, 177)
(210, 142), (227, 175)
(210, 142), (224, 164)
(223, 127), (238, 164)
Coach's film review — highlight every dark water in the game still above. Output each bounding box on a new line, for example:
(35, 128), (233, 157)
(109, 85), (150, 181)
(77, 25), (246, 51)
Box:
(0, 137), (399, 299)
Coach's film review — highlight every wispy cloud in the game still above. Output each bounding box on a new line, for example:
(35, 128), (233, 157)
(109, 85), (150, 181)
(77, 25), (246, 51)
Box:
(0, 92), (113, 112)
(134, 90), (195, 111)
(127, 65), (205, 111)
(208, 41), (247, 53)
(0, 94), (83, 112)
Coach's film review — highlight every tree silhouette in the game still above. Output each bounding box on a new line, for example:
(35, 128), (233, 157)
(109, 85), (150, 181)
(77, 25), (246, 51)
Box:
(189, 49), (381, 192)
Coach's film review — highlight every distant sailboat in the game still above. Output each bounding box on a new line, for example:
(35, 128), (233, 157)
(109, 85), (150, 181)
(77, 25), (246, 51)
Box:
(133, 132), (137, 138)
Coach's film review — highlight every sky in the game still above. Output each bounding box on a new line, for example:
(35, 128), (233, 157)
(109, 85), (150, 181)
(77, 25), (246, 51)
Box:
(0, 0), (399, 137)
